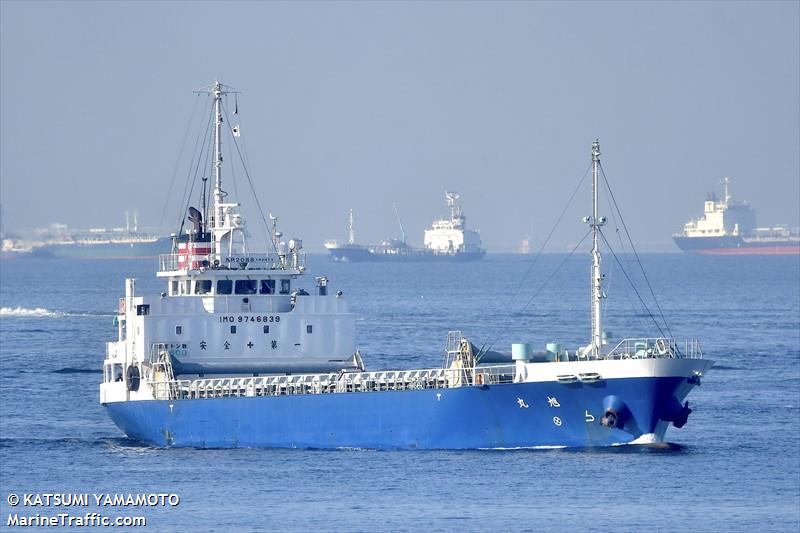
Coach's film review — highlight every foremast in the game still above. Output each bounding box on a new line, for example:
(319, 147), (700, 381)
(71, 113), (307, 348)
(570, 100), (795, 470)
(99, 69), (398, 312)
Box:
(587, 140), (606, 357)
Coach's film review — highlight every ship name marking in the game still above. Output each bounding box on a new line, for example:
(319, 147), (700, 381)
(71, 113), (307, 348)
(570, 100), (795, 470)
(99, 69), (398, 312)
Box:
(547, 396), (560, 408)
(553, 417), (562, 426)
(585, 410), (595, 423)
(517, 398), (529, 409)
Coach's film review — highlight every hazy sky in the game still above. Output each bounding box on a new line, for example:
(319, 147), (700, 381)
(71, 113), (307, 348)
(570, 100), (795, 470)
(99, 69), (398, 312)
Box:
(1, 1), (798, 251)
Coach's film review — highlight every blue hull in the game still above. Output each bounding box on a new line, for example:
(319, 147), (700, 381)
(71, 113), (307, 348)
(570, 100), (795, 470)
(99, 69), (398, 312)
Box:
(673, 235), (800, 255)
(105, 376), (693, 449)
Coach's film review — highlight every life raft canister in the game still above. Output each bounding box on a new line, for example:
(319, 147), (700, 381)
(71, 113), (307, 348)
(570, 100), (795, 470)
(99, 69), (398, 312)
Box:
(126, 365), (141, 392)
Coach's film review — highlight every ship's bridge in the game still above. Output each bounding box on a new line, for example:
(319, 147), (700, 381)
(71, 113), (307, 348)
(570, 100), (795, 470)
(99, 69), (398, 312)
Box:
(157, 246), (307, 299)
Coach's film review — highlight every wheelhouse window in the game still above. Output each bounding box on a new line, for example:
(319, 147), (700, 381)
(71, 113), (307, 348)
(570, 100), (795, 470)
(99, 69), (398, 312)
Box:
(230, 325), (237, 334)
(195, 280), (212, 295)
(171, 280), (178, 295)
(176, 326), (182, 335)
(235, 280), (257, 294)
(217, 280), (233, 295)
(306, 325), (313, 334)
(280, 279), (291, 294)
(260, 279), (276, 295)
(263, 325), (270, 334)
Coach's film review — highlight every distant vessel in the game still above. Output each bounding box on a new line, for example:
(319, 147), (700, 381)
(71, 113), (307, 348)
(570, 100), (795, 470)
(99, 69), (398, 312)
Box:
(100, 87), (711, 450)
(673, 178), (800, 255)
(518, 237), (532, 254)
(324, 193), (485, 262)
(32, 233), (171, 259)
(3, 213), (170, 259)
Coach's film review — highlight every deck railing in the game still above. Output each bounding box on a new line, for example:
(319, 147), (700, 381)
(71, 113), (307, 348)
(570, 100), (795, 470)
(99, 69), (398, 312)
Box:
(158, 252), (306, 273)
(604, 337), (703, 360)
(150, 364), (517, 401)
(147, 337), (704, 401)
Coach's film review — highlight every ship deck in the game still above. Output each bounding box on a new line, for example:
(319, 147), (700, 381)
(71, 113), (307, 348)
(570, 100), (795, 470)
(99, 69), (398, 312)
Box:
(143, 337), (703, 402)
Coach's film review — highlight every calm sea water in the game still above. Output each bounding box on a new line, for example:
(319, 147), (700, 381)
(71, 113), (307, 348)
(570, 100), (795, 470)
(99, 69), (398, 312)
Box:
(1, 253), (798, 532)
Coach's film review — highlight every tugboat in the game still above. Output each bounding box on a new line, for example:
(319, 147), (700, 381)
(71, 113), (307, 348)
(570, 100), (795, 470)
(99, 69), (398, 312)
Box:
(324, 193), (485, 262)
(673, 178), (800, 255)
(100, 83), (712, 449)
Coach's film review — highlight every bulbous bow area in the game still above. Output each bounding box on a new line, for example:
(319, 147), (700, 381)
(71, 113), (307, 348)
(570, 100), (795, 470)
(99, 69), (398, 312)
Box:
(600, 395), (630, 429)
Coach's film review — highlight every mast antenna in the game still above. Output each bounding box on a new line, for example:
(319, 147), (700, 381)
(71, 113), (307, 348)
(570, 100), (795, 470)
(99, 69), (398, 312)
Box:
(445, 191), (460, 220)
(722, 176), (731, 205)
(348, 209), (355, 245)
(194, 81), (240, 230)
(392, 203), (407, 243)
(584, 139), (606, 357)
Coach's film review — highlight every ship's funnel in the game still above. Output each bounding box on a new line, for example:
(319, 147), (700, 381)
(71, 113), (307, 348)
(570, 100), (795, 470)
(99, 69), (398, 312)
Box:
(188, 207), (203, 233)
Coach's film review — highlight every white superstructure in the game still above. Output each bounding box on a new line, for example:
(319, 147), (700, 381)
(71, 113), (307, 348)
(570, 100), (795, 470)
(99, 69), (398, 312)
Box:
(678, 178), (756, 237)
(101, 81), (362, 405)
(423, 191), (484, 255)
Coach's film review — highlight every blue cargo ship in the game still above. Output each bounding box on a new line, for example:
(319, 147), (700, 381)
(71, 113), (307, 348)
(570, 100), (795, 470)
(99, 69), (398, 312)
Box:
(100, 82), (712, 449)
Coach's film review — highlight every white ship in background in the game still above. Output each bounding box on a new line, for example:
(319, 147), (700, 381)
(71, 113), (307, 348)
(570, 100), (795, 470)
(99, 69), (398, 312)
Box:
(324, 192), (485, 262)
(423, 191), (484, 256)
(673, 178), (800, 255)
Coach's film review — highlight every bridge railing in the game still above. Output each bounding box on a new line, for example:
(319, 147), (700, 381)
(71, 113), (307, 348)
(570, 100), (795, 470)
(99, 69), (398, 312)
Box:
(158, 252), (305, 273)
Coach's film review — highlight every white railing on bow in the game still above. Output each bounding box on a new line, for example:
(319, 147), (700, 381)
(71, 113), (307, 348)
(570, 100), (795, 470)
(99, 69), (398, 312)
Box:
(604, 337), (703, 360)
